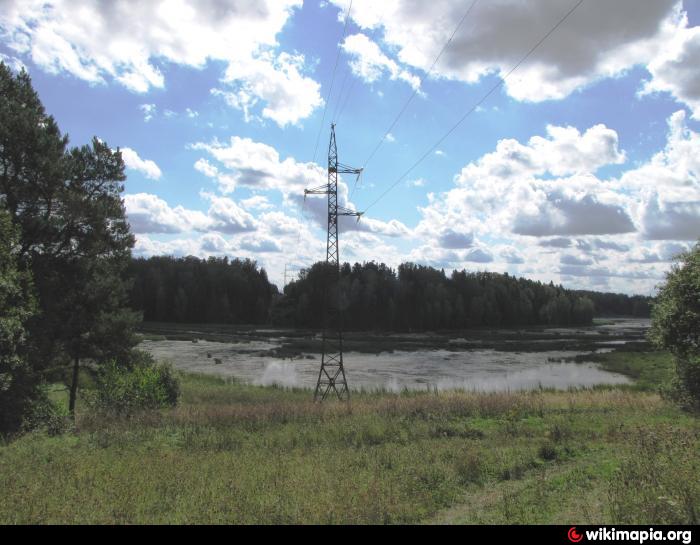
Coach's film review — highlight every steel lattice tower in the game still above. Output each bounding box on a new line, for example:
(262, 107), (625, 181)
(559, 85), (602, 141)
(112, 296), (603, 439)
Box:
(304, 124), (362, 401)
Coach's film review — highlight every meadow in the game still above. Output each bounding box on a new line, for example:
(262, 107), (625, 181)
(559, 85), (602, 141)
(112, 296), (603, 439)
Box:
(0, 350), (698, 524)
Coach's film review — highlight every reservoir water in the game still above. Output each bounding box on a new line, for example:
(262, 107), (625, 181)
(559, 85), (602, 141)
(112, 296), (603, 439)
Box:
(139, 319), (647, 393)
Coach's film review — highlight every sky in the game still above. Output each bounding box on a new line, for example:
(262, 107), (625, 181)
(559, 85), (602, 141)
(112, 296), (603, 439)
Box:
(1, 0), (699, 295)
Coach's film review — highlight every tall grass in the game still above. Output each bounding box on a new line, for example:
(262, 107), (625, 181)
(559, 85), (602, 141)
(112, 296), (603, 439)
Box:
(0, 366), (697, 524)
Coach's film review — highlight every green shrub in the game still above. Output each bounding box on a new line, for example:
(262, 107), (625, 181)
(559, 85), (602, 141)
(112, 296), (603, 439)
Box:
(21, 396), (71, 436)
(89, 360), (180, 416)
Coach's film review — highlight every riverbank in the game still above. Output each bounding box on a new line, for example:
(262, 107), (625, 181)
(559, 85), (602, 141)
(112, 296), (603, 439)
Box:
(0, 350), (697, 524)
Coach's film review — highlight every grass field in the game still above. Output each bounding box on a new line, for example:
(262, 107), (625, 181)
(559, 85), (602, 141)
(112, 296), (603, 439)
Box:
(0, 350), (698, 524)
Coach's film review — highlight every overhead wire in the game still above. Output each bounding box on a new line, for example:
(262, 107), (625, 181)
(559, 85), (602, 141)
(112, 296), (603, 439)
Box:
(311, 0), (354, 164)
(361, 0), (585, 214)
(348, 0), (480, 201)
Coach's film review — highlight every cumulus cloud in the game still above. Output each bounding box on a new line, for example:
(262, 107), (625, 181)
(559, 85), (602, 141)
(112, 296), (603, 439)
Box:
(620, 110), (700, 240)
(639, 193), (700, 240)
(124, 193), (209, 234)
(511, 190), (635, 237)
(438, 229), (474, 249)
(120, 147), (162, 180)
(410, 110), (700, 292)
(240, 235), (282, 253)
(0, 0), (322, 125)
(417, 120), (632, 245)
(214, 51), (323, 127)
(191, 134), (411, 242)
(331, 0), (683, 103)
(341, 33), (420, 91)
(457, 123), (625, 182)
(205, 194), (258, 234)
(500, 247), (525, 264)
(192, 136), (325, 195)
(465, 248), (493, 263)
(643, 15), (700, 118)
(124, 193), (256, 235)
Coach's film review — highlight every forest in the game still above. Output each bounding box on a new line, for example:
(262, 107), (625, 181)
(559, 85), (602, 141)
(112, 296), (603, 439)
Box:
(127, 257), (651, 330)
(128, 256), (276, 324)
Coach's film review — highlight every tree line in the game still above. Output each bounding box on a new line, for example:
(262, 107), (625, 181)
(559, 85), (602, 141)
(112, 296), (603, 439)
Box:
(271, 261), (609, 330)
(571, 289), (651, 317)
(128, 256), (277, 324)
(126, 259), (653, 331)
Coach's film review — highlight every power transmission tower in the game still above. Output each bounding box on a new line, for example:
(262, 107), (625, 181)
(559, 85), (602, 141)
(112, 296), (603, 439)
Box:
(304, 123), (362, 401)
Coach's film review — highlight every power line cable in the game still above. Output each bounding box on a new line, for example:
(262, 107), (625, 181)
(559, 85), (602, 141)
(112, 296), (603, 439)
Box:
(312, 0), (354, 164)
(348, 0), (479, 202)
(334, 76), (357, 125)
(335, 27), (385, 126)
(331, 62), (352, 123)
(362, 0), (584, 214)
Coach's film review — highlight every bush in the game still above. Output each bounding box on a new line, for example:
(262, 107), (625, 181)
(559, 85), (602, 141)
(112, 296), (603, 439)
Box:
(21, 395), (72, 436)
(89, 359), (180, 416)
(650, 242), (700, 411)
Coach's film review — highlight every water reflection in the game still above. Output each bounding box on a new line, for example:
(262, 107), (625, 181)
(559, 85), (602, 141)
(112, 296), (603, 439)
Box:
(141, 340), (631, 393)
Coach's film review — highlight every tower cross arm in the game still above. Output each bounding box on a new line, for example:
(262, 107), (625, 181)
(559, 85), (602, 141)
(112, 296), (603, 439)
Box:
(337, 206), (363, 219)
(304, 184), (330, 196)
(336, 164), (362, 175)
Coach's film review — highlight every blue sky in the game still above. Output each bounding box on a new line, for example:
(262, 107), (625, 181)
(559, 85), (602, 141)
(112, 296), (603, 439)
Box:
(1, 0), (699, 294)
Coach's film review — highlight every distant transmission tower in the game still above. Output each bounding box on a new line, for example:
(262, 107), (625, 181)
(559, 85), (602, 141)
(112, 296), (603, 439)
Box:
(304, 123), (362, 401)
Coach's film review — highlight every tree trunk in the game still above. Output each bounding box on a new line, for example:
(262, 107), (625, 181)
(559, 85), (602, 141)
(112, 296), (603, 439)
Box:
(69, 355), (79, 418)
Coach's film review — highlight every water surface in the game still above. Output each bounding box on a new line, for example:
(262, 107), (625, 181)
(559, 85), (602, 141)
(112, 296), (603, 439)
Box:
(141, 340), (631, 393)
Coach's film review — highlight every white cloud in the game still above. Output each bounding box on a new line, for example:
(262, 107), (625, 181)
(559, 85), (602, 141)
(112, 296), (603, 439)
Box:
(341, 33), (420, 91)
(120, 147), (162, 180)
(205, 194), (258, 234)
(139, 104), (156, 122)
(511, 189), (635, 237)
(457, 123), (625, 182)
(409, 111), (700, 293)
(639, 193), (700, 240)
(417, 121), (630, 243)
(194, 158), (219, 179)
(465, 248), (493, 263)
(241, 195), (273, 210)
(240, 235), (282, 253)
(643, 15), (700, 118)
(438, 228), (474, 249)
(0, 0), (322, 125)
(331, 0), (684, 103)
(620, 110), (700, 240)
(124, 192), (255, 235)
(215, 51), (323, 127)
(124, 193), (209, 234)
(191, 136), (325, 195)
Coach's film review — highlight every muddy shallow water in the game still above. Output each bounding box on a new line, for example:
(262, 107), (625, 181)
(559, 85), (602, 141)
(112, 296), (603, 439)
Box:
(140, 333), (634, 393)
